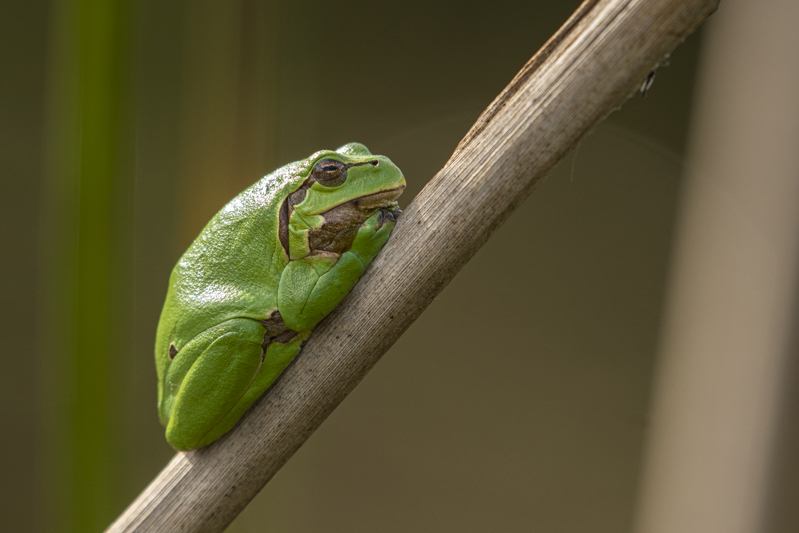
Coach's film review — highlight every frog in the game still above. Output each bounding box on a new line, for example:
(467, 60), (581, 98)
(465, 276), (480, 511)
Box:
(155, 142), (405, 450)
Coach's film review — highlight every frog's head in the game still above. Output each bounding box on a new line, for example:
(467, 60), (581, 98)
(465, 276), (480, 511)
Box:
(294, 142), (405, 216)
(281, 142), (406, 259)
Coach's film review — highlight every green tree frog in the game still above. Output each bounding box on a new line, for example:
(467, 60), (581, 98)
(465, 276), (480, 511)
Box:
(155, 143), (405, 450)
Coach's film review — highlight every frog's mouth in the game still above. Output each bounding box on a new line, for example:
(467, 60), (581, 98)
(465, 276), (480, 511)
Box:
(354, 185), (405, 211)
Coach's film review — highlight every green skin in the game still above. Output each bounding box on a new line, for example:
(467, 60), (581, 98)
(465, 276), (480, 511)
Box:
(156, 143), (405, 450)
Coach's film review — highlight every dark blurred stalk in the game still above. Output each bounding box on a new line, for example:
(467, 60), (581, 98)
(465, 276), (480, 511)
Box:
(40, 0), (134, 531)
(173, 0), (277, 250)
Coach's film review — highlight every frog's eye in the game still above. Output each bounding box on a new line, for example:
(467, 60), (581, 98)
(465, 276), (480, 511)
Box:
(312, 159), (347, 188)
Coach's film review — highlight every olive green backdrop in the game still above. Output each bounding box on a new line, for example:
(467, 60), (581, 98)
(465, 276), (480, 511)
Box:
(1, 1), (770, 532)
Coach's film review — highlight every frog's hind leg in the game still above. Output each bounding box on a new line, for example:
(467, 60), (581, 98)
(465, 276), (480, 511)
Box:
(163, 318), (265, 450)
(193, 330), (309, 449)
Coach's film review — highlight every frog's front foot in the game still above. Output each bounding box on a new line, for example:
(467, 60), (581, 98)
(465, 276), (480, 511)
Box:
(350, 210), (395, 266)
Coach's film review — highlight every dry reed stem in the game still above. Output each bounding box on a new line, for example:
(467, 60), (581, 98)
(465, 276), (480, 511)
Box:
(107, 0), (719, 530)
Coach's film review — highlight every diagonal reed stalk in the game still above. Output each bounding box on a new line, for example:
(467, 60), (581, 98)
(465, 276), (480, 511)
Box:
(107, 0), (719, 530)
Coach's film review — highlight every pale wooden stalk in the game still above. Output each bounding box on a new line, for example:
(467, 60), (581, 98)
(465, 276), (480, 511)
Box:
(107, 0), (719, 531)
(633, 1), (799, 531)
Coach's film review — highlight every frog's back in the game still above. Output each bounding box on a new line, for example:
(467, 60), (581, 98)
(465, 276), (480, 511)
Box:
(157, 160), (310, 352)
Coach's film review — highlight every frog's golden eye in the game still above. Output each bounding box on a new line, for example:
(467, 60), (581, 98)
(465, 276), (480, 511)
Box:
(312, 158), (347, 188)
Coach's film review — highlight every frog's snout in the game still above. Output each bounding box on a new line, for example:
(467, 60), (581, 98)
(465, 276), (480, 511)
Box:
(355, 185), (405, 211)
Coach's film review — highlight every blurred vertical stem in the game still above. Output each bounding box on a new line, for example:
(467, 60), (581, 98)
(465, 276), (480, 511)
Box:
(40, 0), (133, 531)
(174, 0), (277, 250)
(632, 1), (799, 531)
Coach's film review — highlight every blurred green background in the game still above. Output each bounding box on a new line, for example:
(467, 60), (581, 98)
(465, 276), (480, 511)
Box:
(0, 0), (729, 531)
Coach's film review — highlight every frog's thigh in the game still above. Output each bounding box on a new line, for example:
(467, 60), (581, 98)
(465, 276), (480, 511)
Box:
(194, 331), (309, 448)
(277, 252), (366, 332)
(166, 318), (265, 450)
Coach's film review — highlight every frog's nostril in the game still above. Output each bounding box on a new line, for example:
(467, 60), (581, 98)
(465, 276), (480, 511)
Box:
(370, 160), (379, 166)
